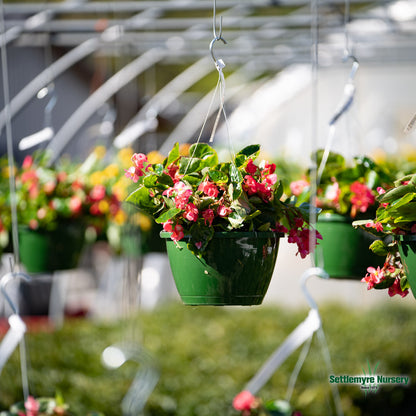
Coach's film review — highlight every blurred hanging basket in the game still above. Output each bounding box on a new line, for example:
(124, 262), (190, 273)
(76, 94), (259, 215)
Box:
(19, 223), (86, 273)
(161, 231), (282, 306)
(315, 213), (384, 279)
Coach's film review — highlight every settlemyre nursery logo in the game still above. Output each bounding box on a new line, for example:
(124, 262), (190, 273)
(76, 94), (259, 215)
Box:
(329, 360), (410, 395)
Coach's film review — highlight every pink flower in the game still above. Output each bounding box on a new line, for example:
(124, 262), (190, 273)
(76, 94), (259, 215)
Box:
(264, 173), (278, 186)
(90, 184), (106, 201)
(411, 224), (416, 233)
(25, 396), (40, 416)
(198, 180), (219, 198)
(350, 181), (375, 217)
(125, 166), (140, 183)
(171, 224), (184, 242)
(195, 241), (202, 249)
(290, 179), (309, 196)
(184, 203), (198, 222)
(29, 219), (38, 230)
(388, 278), (409, 298)
(132, 153), (147, 168)
(175, 189), (192, 210)
(365, 221), (383, 232)
(233, 390), (256, 411)
(163, 220), (173, 232)
(43, 180), (56, 194)
(22, 155), (33, 170)
(377, 187), (386, 195)
(202, 208), (215, 226)
(256, 181), (272, 202)
(362, 266), (384, 290)
(243, 175), (258, 195)
(69, 195), (83, 214)
(246, 159), (257, 174)
(325, 181), (340, 203)
(273, 223), (288, 233)
(264, 162), (276, 175)
(217, 205), (232, 217)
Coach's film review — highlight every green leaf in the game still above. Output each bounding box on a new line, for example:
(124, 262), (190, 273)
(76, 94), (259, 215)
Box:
(167, 142), (180, 166)
(126, 186), (152, 209)
(182, 173), (201, 186)
(179, 157), (201, 174)
(369, 239), (389, 256)
(157, 173), (174, 187)
(208, 170), (228, 184)
(155, 207), (182, 224)
(188, 223), (215, 254)
(143, 174), (158, 188)
(236, 144), (260, 160)
(188, 143), (218, 168)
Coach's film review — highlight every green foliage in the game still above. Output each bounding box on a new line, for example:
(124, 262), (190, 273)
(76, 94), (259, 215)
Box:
(1, 303), (416, 416)
(125, 143), (318, 257)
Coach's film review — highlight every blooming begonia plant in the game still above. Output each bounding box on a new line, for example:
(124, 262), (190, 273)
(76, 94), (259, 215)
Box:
(353, 173), (416, 298)
(1, 394), (104, 416)
(125, 142), (320, 257)
(290, 150), (391, 220)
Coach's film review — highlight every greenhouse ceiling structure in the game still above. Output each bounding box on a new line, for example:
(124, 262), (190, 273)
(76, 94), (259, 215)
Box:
(1, 0), (416, 161)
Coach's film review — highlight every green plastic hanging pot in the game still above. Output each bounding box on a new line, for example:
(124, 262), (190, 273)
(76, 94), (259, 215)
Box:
(19, 223), (86, 273)
(160, 231), (282, 306)
(315, 213), (384, 280)
(398, 235), (416, 299)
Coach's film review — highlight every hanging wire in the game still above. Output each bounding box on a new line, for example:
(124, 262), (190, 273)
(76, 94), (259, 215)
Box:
(185, 0), (234, 174)
(0, 0), (20, 270)
(316, 0), (359, 185)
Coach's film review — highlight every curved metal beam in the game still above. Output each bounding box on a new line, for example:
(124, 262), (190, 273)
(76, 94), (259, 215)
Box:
(0, 7), (162, 136)
(46, 48), (167, 163)
(113, 55), (213, 148)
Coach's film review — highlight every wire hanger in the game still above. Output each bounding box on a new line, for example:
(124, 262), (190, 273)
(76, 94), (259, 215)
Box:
(209, 0), (227, 66)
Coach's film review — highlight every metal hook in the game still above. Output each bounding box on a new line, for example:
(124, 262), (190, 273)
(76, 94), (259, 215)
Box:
(343, 53), (359, 83)
(1, 272), (31, 315)
(210, 0), (227, 64)
(300, 267), (329, 311)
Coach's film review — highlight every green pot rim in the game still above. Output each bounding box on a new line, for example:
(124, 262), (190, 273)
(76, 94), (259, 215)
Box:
(398, 235), (416, 242)
(160, 231), (284, 239)
(317, 212), (351, 223)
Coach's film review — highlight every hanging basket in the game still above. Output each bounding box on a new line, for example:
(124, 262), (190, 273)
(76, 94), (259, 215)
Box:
(160, 231), (282, 306)
(19, 223), (86, 273)
(398, 235), (416, 299)
(315, 213), (384, 279)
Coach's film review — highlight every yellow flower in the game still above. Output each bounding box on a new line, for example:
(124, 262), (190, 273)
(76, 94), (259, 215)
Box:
(98, 199), (109, 214)
(136, 213), (152, 231)
(93, 145), (106, 159)
(104, 164), (119, 178)
(118, 148), (134, 168)
(2, 166), (16, 178)
(113, 209), (127, 225)
(147, 150), (165, 164)
(90, 171), (105, 186)
(112, 179), (128, 201)
(179, 143), (190, 156)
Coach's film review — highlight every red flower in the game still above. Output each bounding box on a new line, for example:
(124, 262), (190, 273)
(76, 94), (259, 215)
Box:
(217, 205), (232, 217)
(233, 390), (256, 411)
(388, 278), (409, 298)
(184, 203), (198, 222)
(290, 179), (309, 196)
(362, 266), (384, 290)
(24, 396), (40, 416)
(202, 208), (215, 226)
(243, 175), (258, 195)
(246, 159), (257, 174)
(171, 224), (184, 242)
(350, 181), (375, 217)
(69, 195), (83, 214)
(90, 184), (106, 201)
(22, 155), (33, 170)
(198, 180), (219, 198)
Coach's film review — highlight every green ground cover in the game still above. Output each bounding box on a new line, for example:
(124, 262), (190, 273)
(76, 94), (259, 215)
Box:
(1, 301), (415, 415)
